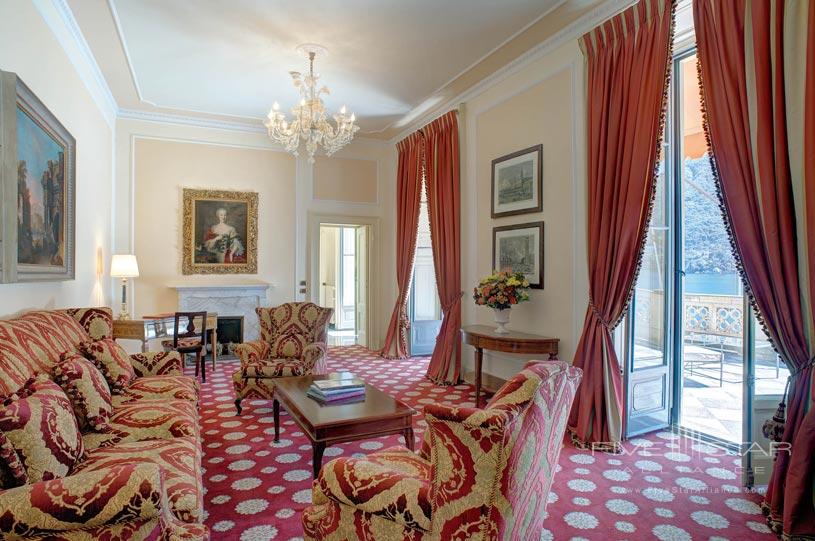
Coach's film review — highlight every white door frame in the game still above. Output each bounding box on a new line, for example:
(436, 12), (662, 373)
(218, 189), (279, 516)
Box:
(307, 213), (380, 348)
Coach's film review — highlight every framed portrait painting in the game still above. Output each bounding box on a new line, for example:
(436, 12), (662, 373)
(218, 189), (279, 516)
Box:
(491, 144), (542, 218)
(492, 221), (544, 289)
(182, 188), (258, 275)
(0, 71), (76, 282)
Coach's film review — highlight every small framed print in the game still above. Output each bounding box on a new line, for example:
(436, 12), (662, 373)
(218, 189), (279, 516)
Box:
(492, 221), (544, 289)
(491, 144), (542, 218)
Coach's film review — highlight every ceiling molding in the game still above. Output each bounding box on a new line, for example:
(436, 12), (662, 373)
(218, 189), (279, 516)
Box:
(34, 0), (119, 128)
(388, 0), (637, 144)
(118, 108), (268, 133)
(118, 108), (389, 147)
(106, 0), (148, 104)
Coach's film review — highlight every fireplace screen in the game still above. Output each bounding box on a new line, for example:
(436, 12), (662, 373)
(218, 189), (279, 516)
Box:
(216, 316), (244, 356)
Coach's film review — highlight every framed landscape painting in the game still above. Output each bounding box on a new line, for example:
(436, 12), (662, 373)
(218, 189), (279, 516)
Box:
(182, 188), (258, 275)
(491, 144), (542, 218)
(0, 71), (75, 282)
(493, 221), (544, 289)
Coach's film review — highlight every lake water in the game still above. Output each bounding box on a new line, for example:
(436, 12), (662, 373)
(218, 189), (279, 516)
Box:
(685, 273), (742, 295)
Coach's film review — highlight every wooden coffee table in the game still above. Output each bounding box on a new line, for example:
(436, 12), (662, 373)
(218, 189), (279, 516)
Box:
(272, 373), (416, 478)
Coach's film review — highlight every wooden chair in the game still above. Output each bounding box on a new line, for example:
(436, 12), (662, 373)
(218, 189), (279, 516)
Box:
(161, 311), (209, 382)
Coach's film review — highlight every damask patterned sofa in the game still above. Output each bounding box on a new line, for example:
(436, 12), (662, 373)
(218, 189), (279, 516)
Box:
(233, 302), (333, 414)
(0, 308), (208, 540)
(301, 360), (582, 541)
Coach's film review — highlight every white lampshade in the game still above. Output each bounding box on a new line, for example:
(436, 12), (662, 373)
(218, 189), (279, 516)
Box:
(110, 254), (139, 278)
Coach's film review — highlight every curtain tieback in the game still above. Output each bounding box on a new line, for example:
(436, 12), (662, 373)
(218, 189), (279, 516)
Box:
(762, 355), (815, 443)
(588, 298), (611, 329)
(441, 292), (464, 313)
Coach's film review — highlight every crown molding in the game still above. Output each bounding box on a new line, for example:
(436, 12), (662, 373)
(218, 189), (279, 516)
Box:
(118, 108), (390, 148)
(118, 108), (267, 133)
(33, 0), (118, 128)
(388, 0), (637, 144)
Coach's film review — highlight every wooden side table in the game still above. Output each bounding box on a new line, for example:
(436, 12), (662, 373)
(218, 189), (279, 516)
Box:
(113, 313), (219, 365)
(461, 325), (559, 407)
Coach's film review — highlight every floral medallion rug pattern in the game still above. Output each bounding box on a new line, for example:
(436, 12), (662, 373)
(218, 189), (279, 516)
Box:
(199, 346), (772, 540)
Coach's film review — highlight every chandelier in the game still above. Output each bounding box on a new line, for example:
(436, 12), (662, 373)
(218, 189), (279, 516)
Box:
(265, 44), (359, 162)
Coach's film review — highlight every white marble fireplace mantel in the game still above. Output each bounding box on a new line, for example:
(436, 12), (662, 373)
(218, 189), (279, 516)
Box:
(170, 281), (272, 342)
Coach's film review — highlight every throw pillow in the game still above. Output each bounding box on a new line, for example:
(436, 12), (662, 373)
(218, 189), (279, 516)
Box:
(0, 375), (85, 485)
(0, 430), (26, 488)
(79, 338), (136, 393)
(53, 352), (112, 432)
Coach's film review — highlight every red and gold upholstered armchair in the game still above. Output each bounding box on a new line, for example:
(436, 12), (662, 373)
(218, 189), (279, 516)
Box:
(233, 302), (333, 414)
(302, 360), (582, 541)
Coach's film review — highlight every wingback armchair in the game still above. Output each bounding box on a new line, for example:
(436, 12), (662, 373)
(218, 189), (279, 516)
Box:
(301, 360), (582, 541)
(233, 302), (333, 414)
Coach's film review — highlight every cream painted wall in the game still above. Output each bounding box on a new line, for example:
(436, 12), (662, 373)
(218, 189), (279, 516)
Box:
(115, 119), (393, 348)
(313, 157), (378, 204)
(466, 48), (587, 380)
(131, 138), (296, 316)
(0, 0), (113, 317)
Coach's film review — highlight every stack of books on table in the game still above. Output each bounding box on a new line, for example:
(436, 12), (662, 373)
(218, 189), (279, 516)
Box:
(307, 377), (366, 405)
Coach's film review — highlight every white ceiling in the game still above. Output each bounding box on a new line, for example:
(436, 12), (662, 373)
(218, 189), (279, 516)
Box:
(75, 0), (563, 134)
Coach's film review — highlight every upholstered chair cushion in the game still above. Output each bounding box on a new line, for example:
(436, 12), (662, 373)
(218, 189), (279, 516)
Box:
(258, 303), (333, 349)
(161, 337), (203, 350)
(0, 376), (85, 485)
(242, 359), (307, 378)
(52, 352), (112, 432)
(271, 333), (309, 358)
(79, 338), (136, 393)
(75, 436), (203, 523)
(114, 376), (198, 404)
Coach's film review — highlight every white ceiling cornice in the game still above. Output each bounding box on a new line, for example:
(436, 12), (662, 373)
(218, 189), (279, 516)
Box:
(388, 0), (638, 144)
(118, 108), (267, 133)
(118, 108), (389, 148)
(34, 0), (118, 128)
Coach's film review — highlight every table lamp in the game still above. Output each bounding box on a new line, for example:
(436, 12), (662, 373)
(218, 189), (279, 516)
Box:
(110, 254), (139, 320)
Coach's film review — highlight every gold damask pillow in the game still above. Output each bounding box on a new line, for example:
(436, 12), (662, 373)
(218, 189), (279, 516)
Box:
(0, 375), (85, 485)
(53, 352), (113, 432)
(79, 338), (136, 393)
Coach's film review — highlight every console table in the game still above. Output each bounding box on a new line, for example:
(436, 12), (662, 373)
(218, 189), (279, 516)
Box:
(461, 325), (559, 407)
(112, 313), (219, 364)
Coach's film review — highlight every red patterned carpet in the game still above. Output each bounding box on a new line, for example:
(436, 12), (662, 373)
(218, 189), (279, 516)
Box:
(200, 346), (773, 540)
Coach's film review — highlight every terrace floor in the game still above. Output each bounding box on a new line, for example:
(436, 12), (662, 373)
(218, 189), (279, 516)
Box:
(680, 352), (788, 443)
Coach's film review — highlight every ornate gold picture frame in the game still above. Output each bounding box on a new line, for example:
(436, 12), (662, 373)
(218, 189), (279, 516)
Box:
(182, 188), (258, 275)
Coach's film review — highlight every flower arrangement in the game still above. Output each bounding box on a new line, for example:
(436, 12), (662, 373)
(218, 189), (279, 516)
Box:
(472, 270), (531, 310)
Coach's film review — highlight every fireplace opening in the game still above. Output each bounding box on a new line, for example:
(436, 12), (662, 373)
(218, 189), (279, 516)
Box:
(215, 316), (244, 358)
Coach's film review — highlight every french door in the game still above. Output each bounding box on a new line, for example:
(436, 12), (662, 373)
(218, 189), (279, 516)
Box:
(625, 49), (751, 450)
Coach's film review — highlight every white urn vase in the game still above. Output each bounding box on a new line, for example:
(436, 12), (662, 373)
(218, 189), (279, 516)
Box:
(492, 307), (511, 334)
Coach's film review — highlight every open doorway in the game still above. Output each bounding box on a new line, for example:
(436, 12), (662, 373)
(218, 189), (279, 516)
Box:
(318, 224), (370, 347)
(409, 185), (441, 355)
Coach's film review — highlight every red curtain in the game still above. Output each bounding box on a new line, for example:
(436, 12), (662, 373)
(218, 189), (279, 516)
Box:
(424, 111), (461, 385)
(694, 1), (815, 536)
(380, 132), (424, 359)
(568, 0), (675, 451)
